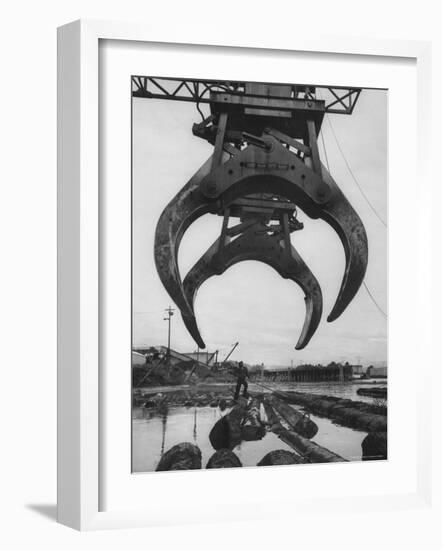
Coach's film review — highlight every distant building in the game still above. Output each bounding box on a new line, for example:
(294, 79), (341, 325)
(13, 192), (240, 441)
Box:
(132, 345), (216, 386)
(184, 351), (216, 366)
(132, 345), (215, 370)
(262, 366), (296, 382)
(262, 362), (357, 382)
(366, 365), (387, 378)
(351, 364), (364, 377)
(132, 351), (147, 366)
(248, 363), (265, 379)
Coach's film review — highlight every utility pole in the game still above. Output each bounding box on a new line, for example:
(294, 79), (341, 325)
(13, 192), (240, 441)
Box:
(163, 305), (175, 363)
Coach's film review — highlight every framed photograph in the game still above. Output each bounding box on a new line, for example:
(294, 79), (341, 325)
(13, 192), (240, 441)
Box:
(57, 20), (432, 530)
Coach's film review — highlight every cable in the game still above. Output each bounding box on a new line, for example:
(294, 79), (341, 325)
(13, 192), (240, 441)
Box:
(316, 89), (332, 175)
(320, 127), (330, 172)
(317, 91), (387, 320)
(363, 281), (387, 319)
(326, 115), (387, 228)
(196, 101), (205, 121)
(195, 83), (231, 122)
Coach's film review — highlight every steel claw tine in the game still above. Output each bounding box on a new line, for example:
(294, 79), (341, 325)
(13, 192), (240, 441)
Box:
(181, 239), (220, 349)
(182, 223), (323, 350)
(154, 154), (228, 319)
(318, 164), (368, 322)
(290, 246), (323, 350)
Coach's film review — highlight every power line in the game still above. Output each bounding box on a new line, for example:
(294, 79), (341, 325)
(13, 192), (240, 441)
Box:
(363, 281), (387, 319)
(318, 101), (387, 320)
(320, 127), (330, 172)
(317, 90), (330, 173)
(325, 114), (387, 228)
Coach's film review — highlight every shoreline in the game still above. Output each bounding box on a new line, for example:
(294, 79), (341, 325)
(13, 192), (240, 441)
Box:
(133, 378), (387, 394)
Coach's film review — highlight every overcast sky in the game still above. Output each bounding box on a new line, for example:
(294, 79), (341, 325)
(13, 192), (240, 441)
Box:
(132, 84), (387, 367)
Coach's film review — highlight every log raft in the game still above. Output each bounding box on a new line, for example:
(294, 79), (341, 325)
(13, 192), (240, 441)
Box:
(263, 397), (346, 464)
(356, 387), (387, 399)
(273, 390), (387, 432)
(278, 429), (346, 464)
(134, 388), (235, 410)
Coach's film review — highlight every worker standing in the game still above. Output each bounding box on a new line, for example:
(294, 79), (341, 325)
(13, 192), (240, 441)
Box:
(234, 361), (249, 401)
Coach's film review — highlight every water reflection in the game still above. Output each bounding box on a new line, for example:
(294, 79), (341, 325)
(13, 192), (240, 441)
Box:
(160, 407), (168, 456)
(132, 404), (366, 473)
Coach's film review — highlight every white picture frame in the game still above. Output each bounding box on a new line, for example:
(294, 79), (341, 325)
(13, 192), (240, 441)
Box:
(57, 19), (432, 531)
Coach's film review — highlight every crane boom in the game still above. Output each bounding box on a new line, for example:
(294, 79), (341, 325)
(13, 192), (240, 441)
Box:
(222, 342), (239, 364)
(132, 76), (361, 115)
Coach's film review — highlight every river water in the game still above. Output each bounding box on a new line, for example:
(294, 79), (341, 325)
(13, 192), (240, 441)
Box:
(133, 405), (298, 473)
(253, 380), (387, 403)
(132, 392), (376, 472)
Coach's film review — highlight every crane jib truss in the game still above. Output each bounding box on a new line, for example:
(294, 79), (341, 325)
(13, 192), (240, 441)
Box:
(131, 76), (361, 115)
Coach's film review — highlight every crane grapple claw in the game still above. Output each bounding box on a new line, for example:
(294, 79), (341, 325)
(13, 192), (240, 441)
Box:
(198, 137), (368, 322)
(181, 221), (323, 350)
(154, 136), (367, 349)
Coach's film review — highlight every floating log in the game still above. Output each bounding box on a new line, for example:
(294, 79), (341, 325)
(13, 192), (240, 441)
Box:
(266, 395), (318, 439)
(137, 387), (239, 411)
(209, 416), (231, 450)
(241, 398), (265, 441)
(361, 432), (387, 461)
(206, 449), (242, 468)
(263, 400), (346, 464)
(274, 391), (387, 432)
(257, 450), (303, 466)
(357, 387), (387, 399)
(209, 402), (247, 450)
(209, 398), (266, 450)
(278, 430), (346, 464)
(156, 442), (202, 471)
(263, 400), (284, 433)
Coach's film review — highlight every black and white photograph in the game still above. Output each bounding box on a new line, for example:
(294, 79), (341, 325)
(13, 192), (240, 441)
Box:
(4, 1), (439, 543)
(131, 76), (387, 473)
